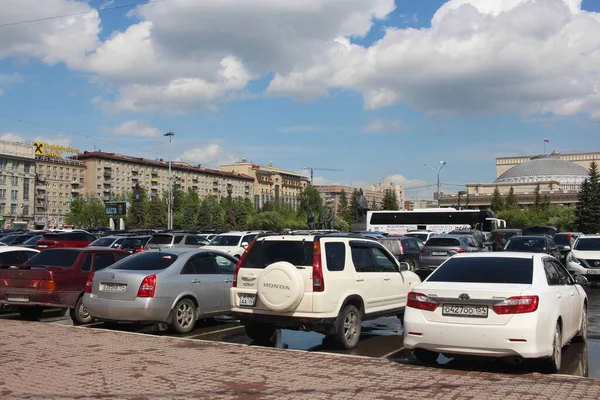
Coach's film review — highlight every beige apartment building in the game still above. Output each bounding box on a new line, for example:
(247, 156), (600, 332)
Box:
(219, 159), (310, 210)
(75, 151), (254, 201)
(34, 156), (86, 228)
(496, 151), (600, 177)
(363, 180), (405, 208)
(0, 140), (36, 229)
(314, 185), (395, 214)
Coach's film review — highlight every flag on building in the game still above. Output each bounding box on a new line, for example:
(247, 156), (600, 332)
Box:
(544, 138), (550, 143)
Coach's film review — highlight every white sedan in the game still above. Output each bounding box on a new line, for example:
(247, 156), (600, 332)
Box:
(403, 252), (588, 373)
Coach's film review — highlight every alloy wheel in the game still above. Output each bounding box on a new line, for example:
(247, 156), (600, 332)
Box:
(176, 303), (193, 329)
(344, 311), (359, 342)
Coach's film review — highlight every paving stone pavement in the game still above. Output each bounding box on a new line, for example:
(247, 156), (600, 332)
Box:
(1, 320), (600, 399)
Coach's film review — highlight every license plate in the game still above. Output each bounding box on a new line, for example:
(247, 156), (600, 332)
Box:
(7, 295), (29, 303)
(37, 245), (48, 248)
(100, 283), (127, 292)
(587, 269), (600, 275)
(442, 304), (488, 318)
(239, 294), (257, 307)
(432, 252), (447, 256)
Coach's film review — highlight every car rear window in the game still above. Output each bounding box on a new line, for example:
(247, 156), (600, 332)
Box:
(42, 232), (88, 241)
(209, 235), (242, 246)
(405, 233), (428, 241)
(505, 238), (546, 252)
(24, 249), (81, 268)
(148, 234), (173, 245)
(240, 240), (313, 268)
(121, 237), (149, 248)
(426, 238), (461, 247)
(111, 252), (179, 270)
(377, 239), (402, 255)
(427, 257), (533, 284)
(90, 238), (116, 247)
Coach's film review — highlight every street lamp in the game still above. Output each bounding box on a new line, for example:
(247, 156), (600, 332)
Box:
(164, 131), (175, 230)
(423, 160), (447, 207)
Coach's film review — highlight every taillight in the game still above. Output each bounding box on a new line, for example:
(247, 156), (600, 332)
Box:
(134, 248), (144, 253)
(493, 296), (539, 315)
(137, 275), (156, 298)
(233, 240), (255, 288)
(85, 272), (95, 294)
(454, 248), (468, 253)
(30, 280), (57, 290)
(407, 291), (438, 312)
(399, 241), (405, 255)
(0, 278), (11, 287)
(312, 241), (324, 292)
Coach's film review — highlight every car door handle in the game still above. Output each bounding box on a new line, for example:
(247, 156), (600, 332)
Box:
(557, 294), (562, 299)
(383, 278), (391, 281)
(356, 278), (364, 282)
(224, 280), (232, 283)
(191, 279), (202, 284)
(241, 275), (257, 281)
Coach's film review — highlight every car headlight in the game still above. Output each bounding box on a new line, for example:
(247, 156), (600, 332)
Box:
(566, 253), (580, 264)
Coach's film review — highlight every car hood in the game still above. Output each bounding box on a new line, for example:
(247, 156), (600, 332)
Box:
(202, 245), (239, 253)
(571, 250), (600, 260)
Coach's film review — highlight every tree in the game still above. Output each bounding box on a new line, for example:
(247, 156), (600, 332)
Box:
(196, 196), (223, 229)
(127, 185), (147, 229)
(83, 197), (109, 227)
(347, 189), (361, 223)
(370, 199), (379, 211)
(533, 185), (542, 210)
(146, 194), (167, 229)
(575, 161), (600, 233)
(505, 186), (519, 210)
(297, 186), (323, 216)
(338, 190), (349, 219)
(232, 197), (254, 230)
(180, 188), (201, 230)
(65, 197), (86, 227)
(490, 187), (504, 212)
(381, 189), (399, 210)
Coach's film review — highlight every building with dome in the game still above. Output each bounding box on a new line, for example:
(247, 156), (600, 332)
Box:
(440, 153), (594, 209)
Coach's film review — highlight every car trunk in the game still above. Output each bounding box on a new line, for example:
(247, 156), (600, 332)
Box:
(92, 269), (153, 301)
(36, 240), (65, 249)
(0, 265), (73, 291)
(416, 282), (532, 326)
(421, 239), (464, 267)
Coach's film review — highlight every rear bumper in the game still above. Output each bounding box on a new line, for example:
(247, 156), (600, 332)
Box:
(403, 309), (551, 359)
(233, 310), (338, 333)
(83, 294), (172, 323)
(0, 289), (77, 309)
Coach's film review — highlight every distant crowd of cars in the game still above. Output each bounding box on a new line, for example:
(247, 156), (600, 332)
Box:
(0, 224), (595, 375)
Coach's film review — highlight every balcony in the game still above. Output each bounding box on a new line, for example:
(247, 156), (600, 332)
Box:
(151, 177), (159, 183)
(103, 172), (112, 179)
(151, 170), (158, 176)
(71, 188), (82, 193)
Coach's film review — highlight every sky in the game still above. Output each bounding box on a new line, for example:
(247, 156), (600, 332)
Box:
(1, 0), (600, 200)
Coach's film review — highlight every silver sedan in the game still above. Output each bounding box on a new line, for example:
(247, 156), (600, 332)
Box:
(83, 248), (237, 333)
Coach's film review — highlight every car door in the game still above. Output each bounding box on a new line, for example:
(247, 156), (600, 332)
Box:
(370, 245), (407, 309)
(551, 259), (578, 338)
(350, 241), (385, 314)
(213, 253), (236, 311)
(547, 237), (562, 260)
(182, 253), (223, 314)
(184, 235), (202, 249)
(543, 259), (574, 338)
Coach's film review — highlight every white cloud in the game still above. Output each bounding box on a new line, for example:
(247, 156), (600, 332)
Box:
(364, 118), (407, 132)
(384, 174), (428, 189)
(0, 132), (26, 142)
(33, 134), (72, 147)
(179, 144), (237, 168)
(103, 120), (162, 137)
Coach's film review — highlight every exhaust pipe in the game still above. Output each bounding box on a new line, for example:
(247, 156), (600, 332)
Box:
(509, 357), (524, 365)
(299, 325), (307, 331)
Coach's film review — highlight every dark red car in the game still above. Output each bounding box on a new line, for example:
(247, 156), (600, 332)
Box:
(36, 231), (96, 250)
(0, 248), (129, 324)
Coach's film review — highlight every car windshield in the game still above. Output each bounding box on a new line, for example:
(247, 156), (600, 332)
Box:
(241, 240), (314, 268)
(209, 235), (241, 246)
(428, 257), (533, 284)
(24, 249), (81, 268)
(111, 251), (179, 270)
(90, 237), (116, 247)
(405, 233), (428, 241)
(574, 238), (600, 251)
(22, 235), (42, 245)
(505, 238), (546, 252)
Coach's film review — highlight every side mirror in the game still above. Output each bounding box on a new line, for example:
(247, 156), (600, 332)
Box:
(398, 262), (410, 272)
(241, 242), (249, 248)
(574, 275), (588, 285)
(564, 246), (571, 251)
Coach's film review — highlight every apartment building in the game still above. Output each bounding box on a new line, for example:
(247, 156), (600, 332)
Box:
(75, 151), (254, 201)
(315, 185), (393, 214)
(34, 156), (86, 228)
(363, 180), (405, 208)
(0, 140), (36, 229)
(219, 159), (310, 210)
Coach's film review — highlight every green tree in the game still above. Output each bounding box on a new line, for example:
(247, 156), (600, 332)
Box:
(297, 186), (323, 216)
(196, 196), (224, 229)
(146, 193), (167, 229)
(232, 197), (254, 230)
(576, 161), (600, 233)
(505, 186), (519, 210)
(381, 189), (399, 210)
(347, 189), (361, 223)
(83, 197), (109, 227)
(338, 190), (349, 219)
(127, 185), (147, 229)
(490, 187), (504, 212)
(65, 197), (86, 227)
(533, 185), (542, 210)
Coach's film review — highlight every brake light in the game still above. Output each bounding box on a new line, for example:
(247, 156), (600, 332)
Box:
(312, 241), (324, 292)
(399, 241), (405, 255)
(493, 296), (539, 314)
(233, 240), (255, 288)
(0, 278), (11, 287)
(30, 280), (57, 290)
(454, 248), (468, 253)
(85, 272), (95, 294)
(137, 275), (156, 297)
(134, 247), (144, 253)
(407, 291), (438, 312)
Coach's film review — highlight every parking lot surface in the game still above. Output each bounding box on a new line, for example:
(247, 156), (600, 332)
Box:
(2, 319), (600, 400)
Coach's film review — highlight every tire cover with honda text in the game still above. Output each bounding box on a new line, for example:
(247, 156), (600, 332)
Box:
(257, 261), (304, 312)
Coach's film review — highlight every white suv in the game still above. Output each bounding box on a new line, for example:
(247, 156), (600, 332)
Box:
(230, 233), (421, 349)
(566, 234), (600, 281)
(203, 231), (263, 258)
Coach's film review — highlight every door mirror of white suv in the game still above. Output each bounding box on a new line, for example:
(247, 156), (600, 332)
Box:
(241, 242), (249, 248)
(574, 275), (588, 285)
(398, 262), (410, 272)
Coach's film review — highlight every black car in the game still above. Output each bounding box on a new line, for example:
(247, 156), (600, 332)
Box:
(377, 237), (422, 271)
(486, 229), (522, 251)
(522, 225), (557, 237)
(0, 233), (39, 246)
(503, 235), (562, 260)
(554, 232), (583, 261)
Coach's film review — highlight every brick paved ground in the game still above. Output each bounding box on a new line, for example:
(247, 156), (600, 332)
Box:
(1, 320), (600, 400)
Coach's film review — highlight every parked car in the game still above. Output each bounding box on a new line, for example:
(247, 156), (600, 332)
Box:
(88, 236), (128, 249)
(447, 229), (486, 249)
(145, 233), (207, 250)
(486, 229), (522, 251)
(566, 234), (600, 281)
(522, 226), (558, 237)
(403, 252), (588, 373)
(377, 237), (422, 271)
(230, 233), (421, 349)
(19, 235), (43, 249)
(83, 249), (238, 333)
(119, 236), (152, 254)
(0, 246), (39, 268)
(503, 235), (562, 260)
(419, 235), (482, 276)
(203, 231), (263, 258)
(0, 233), (39, 246)
(554, 232), (584, 261)
(36, 231), (97, 250)
(404, 231), (437, 243)
(0, 248), (129, 324)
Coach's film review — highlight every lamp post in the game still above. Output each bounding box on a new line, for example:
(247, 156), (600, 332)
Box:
(423, 161), (447, 207)
(164, 132), (175, 230)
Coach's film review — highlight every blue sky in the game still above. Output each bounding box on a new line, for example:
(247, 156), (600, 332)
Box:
(1, 0), (600, 200)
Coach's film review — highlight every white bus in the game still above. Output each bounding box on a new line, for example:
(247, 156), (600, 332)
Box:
(366, 208), (506, 235)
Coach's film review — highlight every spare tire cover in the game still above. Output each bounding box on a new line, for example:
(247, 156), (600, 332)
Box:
(257, 261), (304, 312)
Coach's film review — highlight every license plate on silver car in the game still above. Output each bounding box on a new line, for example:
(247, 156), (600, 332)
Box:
(7, 295), (29, 303)
(239, 294), (257, 307)
(432, 252), (447, 256)
(442, 304), (488, 318)
(100, 283), (127, 292)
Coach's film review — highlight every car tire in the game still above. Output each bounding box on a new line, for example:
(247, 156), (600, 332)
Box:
(573, 307), (587, 343)
(333, 305), (362, 349)
(408, 259), (416, 272)
(18, 306), (44, 321)
(244, 322), (277, 344)
(412, 349), (439, 365)
(541, 323), (562, 373)
(70, 296), (94, 326)
(170, 298), (197, 334)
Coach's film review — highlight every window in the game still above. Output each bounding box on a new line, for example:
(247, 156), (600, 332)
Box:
(24, 164), (31, 173)
(351, 246), (375, 272)
(425, 238), (462, 247)
(240, 240), (313, 269)
(0, 159), (6, 169)
(24, 249), (81, 268)
(215, 255), (236, 274)
(0, 204), (5, 214)
(11, 176), (18, 186)
(94, 253), (118, 271)
(181, 254), (217, 274)
(505, 238), (547, 252)
(11, 190), (18, 200)
(242, 234), (257, 245)
(112, 252), (178, 270)
(0, 251), (24, 266)
(543, 261), (561, 285)
(23, 179), (29, 200)
(23, 205), (29, 216)
(428, 257), (534, 284)
(80, 253), (93, 272)
(173, 235), (184, 244)
(10, 204), (16, 215)
(0, 189), (5, 199)
(325, 242), (346, 271)
(574, 238), (600, 251)
(370, 247), (398, 272)
(185, 235), (202, 246)
(0, 176), (5, 184)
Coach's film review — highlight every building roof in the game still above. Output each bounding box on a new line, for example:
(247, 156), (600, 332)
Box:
(495, 156), (589, 185)
(74, 151), (254, 181)
(220, 160), (309, 180)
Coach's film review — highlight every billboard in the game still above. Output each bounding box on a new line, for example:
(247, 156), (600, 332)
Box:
(33, 141), (81, 159)
(105, 202), (127, 216)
